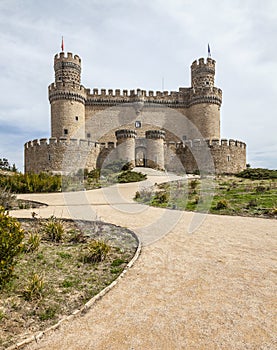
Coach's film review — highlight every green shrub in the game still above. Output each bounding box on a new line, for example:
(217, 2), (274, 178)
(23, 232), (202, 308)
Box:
(24, 232), (41, 253)
(151, 191), (169, 205)
(23, 273), (44, 301)
(190, 179), (199, 190)
(236, 168), (277, 180)
(83, 240), (111, 264)
(117, 170), (146, 183)
(0, 187), (17, 210)
(39, 306), (57, 321)
(0, 207), (24, 288)
(111, 258), (125, 267)
(214, 199), (229, 210)
(42, 216), (65, 242)
(0, 172), (61, 193)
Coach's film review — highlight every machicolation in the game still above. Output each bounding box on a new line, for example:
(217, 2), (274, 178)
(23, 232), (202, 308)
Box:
(24, 51), (246, 174)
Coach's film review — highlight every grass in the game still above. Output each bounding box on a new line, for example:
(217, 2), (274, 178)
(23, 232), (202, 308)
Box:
(135, 176), (277, 218)
(0, 218), (138, 349)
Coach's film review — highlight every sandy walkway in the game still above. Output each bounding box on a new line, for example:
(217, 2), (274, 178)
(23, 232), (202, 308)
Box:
(10, 170), (277, 349)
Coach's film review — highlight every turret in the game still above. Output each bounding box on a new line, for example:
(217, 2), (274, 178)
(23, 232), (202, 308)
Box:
(188, 57), (222, 140)
(54, 52), (82, 85)
(191, 57), (215, 88)
(115, 129), (137, 167)
(145, 130), (165, 170)
(49, 52), (86, 139)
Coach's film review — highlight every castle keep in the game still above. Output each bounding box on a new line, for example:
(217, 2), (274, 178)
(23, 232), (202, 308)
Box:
(24, 51), (246, 174)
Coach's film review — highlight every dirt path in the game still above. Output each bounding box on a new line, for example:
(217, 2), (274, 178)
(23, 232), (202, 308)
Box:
(11, 170), (277, 349)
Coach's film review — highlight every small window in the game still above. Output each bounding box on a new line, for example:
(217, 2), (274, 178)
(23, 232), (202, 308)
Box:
(206, 81), (209, 85)
(64, 129), (68, 135)
(87, 133), (91, 138)
(182, 135), (187, 141)
(75, 116), (79, 121)
(48, 154), (51, 161)
(227, 155), (230, 162)
(135, 121), (141, 128)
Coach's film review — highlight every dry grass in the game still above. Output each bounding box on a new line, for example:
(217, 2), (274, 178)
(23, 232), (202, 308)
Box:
(0, 218), (138, 349)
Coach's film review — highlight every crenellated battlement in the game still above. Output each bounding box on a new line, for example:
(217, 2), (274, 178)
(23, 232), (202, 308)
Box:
(54, 52), (81, 65)
(166, 139), (246, 149)
(191, 57), (215, 71)
(85, 86), (221, 107)
(145, 130), (166, 139)
(24, 49), (247, 175)
(24, 137), (101, 149)
(115, 129), (137, 139)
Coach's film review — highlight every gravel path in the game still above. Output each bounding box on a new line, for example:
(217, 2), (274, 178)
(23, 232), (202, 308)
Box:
(11, 170), (277, 350)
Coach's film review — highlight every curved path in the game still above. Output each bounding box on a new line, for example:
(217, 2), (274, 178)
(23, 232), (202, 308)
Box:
(11, 169), (277, 350)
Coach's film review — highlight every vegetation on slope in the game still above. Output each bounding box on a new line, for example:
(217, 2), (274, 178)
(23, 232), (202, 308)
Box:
(0, 212), (138, 349)
(135, 171), (277, 218)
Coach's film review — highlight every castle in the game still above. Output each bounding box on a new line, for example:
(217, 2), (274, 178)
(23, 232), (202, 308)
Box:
(24, 51), (246, 175)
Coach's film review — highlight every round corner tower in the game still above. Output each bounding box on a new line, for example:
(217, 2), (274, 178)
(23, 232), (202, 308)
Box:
(145, 130), (165, 170)
(188, 57), (222, 140)
(115, 129), (137, 167)
(48, 52), (86, 139)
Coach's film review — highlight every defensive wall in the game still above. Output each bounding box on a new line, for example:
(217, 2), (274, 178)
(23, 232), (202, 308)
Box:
(25, 136), (246, 175)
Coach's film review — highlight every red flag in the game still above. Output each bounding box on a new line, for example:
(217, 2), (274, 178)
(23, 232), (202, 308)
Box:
(61, 36), (64, 52)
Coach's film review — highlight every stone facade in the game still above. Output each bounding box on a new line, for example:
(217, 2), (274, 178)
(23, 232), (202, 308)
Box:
(24, 51), (246, 175)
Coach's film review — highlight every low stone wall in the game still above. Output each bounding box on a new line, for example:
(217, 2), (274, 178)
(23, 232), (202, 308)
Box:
(165, 139), (246, 174)
(24, 138), (101, 174)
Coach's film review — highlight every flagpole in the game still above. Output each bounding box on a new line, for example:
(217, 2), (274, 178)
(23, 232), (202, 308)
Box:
(61, 36), (64, 52)
(208, 43), (211, 58)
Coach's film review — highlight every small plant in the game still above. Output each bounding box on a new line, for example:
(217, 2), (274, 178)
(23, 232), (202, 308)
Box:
(134, 191), (140, 199)
(57, 251), (72, 259)
(23, 273), (44, 301)
(247, 199), (258, 208)
(190, 179), (199, 190)
(83, 240), (111, 264)
(24, 232), (41, 253)
(0, 207), (24, 289)
(214, 199), (229, 210)
(255, 185), (266, 193)
(39, 306), (57, 321)
(69, 230), (87, 243)
(0, 186), (17, 210)
(152, 191), (169, 205)
(42, 216), (65, 242)
(111, 258), (125, 267)
(0, 309), (5, 321)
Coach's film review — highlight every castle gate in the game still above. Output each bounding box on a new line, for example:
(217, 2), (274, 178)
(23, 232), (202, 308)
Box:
(135, 146), (146, 167)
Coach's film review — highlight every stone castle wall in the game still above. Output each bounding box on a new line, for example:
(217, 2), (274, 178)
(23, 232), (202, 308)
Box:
(25, 136), (246, 175)
(25, 138), (101, 174)
(165, 139), (246, 174)
(24, 52), (246, 175)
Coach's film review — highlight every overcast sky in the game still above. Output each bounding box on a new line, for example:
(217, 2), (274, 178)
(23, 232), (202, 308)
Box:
(0, 0), (276, 171)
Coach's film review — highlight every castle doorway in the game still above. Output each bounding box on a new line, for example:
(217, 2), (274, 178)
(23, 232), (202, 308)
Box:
(135, 147), (146, 167)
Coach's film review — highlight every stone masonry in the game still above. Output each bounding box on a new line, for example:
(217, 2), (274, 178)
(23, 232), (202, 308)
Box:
(24, 51), (246, 174)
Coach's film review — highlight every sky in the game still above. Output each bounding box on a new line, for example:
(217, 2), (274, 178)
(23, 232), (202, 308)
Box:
(0, 0), (276, 171)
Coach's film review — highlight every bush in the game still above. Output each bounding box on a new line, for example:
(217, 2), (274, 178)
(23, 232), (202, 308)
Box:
(0, 172), (61, 193)
(83, 240), (111, 263)
(0, 187), (16, 210)
(236, 168), (277, 180)
(190, 179), (199, 190)
(0, 207), (24, 288)
(152, 191), (169, 205)
(23, 273), (44, 300)
(42, 216), (65, 242)
(24, 232), (41, 253)
(214, 199), (229, 210)
(117, 170), (146, 183)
